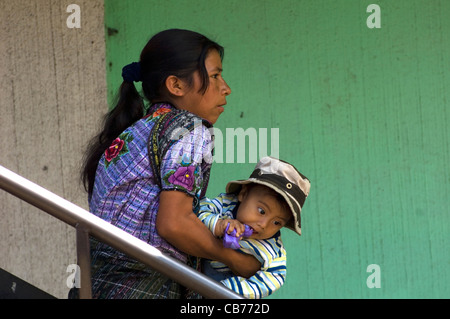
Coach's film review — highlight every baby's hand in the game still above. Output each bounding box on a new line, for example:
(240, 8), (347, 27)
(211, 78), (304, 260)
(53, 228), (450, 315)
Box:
(215, 219), (246, 238)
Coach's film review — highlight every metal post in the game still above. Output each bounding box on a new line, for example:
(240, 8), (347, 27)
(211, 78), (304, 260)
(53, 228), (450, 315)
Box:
(76, 224), (92, 299)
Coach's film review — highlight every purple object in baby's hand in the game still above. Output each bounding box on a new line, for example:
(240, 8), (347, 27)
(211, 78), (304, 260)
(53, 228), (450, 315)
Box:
(223, 223), (253, 249)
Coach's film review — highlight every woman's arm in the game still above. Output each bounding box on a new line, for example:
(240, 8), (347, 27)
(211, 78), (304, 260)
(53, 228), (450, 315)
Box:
(156, 190), (261, 278)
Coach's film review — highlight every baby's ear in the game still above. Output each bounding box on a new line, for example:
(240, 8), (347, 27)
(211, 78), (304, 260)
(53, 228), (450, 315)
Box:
(237, 184), (249, 202)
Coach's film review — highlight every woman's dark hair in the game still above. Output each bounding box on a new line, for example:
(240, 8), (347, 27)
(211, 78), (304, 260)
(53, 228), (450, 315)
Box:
(81, 29), (224, 196)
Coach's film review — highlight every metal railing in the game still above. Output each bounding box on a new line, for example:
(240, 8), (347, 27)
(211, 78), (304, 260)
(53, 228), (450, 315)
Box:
(0, 165), (243, 299)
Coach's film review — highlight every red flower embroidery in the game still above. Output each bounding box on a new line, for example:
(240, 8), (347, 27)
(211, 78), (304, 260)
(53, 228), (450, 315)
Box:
(105, 138), (124, 162)
(152, 107), (171, 118)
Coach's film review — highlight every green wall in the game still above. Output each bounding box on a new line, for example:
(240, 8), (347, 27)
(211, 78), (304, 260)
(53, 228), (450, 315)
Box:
(104, 0), (449, 298)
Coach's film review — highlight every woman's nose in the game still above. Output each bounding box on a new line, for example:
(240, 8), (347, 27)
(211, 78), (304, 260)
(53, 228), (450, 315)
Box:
(222, 79), (231, 96)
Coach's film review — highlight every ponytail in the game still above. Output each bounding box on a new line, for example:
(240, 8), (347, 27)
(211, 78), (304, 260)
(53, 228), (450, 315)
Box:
(81, 80), (144, 196)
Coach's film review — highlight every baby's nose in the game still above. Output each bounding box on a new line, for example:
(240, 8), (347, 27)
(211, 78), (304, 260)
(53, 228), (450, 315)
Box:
(258, 218), (269, 229)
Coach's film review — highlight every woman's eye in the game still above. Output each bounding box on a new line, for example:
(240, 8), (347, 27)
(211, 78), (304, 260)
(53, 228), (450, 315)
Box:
(258, 207), (265, 215)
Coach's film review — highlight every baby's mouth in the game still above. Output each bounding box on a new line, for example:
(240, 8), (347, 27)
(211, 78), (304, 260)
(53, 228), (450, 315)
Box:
(248, 226), (258, 235)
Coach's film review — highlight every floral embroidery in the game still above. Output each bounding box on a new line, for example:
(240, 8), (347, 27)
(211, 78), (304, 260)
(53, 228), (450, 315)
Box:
(163, 155), (202, 193)
(142, 107), (171, 120)
(105, 132), (134, 168)
(168, 165), (196, 191)
(105, 138), (124, 162)
(152, 107), (171, 118)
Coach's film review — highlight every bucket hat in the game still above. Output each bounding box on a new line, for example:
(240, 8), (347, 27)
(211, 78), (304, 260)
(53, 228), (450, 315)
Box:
(226, 156), (310, 236)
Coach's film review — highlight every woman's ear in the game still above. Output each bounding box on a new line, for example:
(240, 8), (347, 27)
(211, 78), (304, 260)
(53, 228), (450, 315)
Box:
(165, 75), (185, 97)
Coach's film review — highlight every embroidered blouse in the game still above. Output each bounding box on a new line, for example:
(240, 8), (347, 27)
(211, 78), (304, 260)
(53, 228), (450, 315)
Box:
(89, 103), (214, 263)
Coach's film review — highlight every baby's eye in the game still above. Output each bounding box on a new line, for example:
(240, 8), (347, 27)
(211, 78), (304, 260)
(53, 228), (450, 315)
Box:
(258, 207), (265, 215)
(273, 220), (282, 226)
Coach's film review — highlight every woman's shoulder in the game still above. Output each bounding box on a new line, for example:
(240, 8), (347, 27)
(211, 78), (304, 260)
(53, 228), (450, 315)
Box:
(147, 103), (212, 129)
(150, 104), (212, 150)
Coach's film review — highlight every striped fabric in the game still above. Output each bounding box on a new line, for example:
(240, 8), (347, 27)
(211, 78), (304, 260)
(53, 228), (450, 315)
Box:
(198, 193), (287, 299)
(89, 238), (182, 299)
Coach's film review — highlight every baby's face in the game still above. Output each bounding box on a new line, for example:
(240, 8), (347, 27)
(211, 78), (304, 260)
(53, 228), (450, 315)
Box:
(236, 185), (291, 240)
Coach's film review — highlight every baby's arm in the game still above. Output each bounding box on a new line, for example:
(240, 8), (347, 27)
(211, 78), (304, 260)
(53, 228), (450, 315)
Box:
(220, 236), (287, 298)
(220, 251), (286, 299)
(198, 195), (245, 237)
(197, 197), (222, 235)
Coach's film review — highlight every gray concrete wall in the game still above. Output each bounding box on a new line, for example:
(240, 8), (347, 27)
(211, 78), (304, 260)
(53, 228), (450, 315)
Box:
(0, 0), (106, 298)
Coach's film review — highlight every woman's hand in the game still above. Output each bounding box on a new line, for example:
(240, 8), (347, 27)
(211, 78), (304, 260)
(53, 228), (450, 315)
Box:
(157, 190), (260, 278)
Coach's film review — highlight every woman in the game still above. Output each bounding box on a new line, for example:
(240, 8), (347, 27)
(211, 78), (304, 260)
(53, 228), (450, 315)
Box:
(78, 29), (260, 298)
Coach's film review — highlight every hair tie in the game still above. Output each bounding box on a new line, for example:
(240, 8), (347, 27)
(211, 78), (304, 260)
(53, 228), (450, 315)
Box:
(122, 62), (142, 83)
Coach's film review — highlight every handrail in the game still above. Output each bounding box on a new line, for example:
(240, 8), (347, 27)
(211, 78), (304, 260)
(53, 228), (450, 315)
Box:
(0, 165), (244, 299)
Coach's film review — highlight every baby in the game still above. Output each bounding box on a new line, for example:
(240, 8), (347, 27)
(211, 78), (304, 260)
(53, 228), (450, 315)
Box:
(198, 156), (310, 298)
